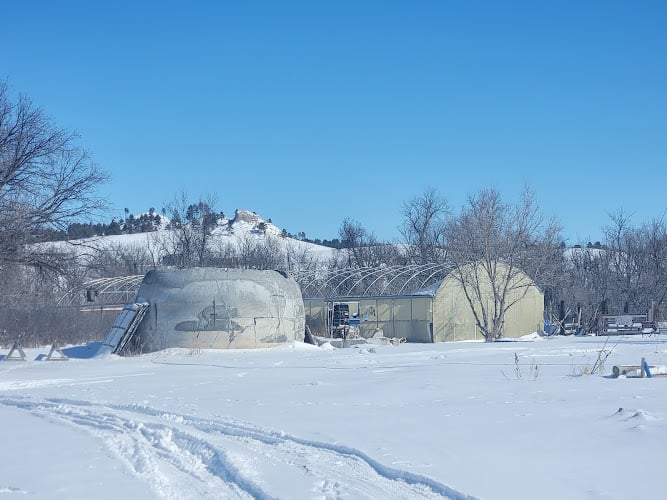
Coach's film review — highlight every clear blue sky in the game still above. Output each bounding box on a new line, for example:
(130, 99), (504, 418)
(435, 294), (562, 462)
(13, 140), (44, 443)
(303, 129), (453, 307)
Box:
(2, 1), (665, 245)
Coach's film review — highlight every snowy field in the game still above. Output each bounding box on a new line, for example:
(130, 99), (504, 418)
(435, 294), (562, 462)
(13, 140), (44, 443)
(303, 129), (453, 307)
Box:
(1, 334), (666, 500)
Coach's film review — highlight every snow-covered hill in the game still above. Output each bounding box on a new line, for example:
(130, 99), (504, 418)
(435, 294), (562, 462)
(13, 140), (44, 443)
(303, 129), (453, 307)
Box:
(41, 208), (337, 270)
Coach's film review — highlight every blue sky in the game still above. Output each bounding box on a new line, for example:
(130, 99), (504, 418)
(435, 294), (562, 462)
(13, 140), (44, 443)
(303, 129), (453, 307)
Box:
(2, 1), (665, 244)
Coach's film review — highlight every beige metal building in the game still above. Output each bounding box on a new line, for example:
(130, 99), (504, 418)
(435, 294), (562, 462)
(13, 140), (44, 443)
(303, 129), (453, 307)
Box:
(301, 263), (544, 342)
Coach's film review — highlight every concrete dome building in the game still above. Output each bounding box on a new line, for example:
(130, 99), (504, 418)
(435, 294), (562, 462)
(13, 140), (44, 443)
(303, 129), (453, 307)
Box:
(101, 268), (305, 354)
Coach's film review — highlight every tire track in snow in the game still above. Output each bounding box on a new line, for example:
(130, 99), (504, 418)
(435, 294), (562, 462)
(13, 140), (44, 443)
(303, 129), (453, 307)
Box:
(97, 400), (475, 499)
(1, 397), (477, 500)
(1, 397), (265, 500)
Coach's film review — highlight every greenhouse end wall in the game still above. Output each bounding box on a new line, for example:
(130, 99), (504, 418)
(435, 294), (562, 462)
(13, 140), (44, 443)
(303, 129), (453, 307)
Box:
(432, 267), (544, 341)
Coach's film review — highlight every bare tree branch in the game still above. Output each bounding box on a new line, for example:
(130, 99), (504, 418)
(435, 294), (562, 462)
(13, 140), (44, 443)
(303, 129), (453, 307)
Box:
(0, 82), (108, 273)
(399, 187), (448, 264)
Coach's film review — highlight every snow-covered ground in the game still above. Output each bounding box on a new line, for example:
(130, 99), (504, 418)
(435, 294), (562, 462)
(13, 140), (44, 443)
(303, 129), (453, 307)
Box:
(1, 334), (666, 500)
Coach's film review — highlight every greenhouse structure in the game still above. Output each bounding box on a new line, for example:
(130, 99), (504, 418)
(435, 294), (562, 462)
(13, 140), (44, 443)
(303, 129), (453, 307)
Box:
(296, 263), (544, 342)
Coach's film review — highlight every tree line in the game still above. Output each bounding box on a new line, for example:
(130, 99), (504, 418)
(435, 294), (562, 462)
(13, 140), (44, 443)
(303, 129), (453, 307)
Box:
(1, 83), (666, 346)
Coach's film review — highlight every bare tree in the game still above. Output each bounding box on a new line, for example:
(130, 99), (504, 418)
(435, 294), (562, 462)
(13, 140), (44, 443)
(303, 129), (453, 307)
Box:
(208, 237), (240, 267)
(144, 231), (166, 270)
(339, 218), (366, 267)
(332, 218), (405, 295)
(603, 210), (640, 313)
(338, 218), (396, 268)
(162, 191), (221, 268)
(601, 210), (667, 316)
(0, 82), (108, 273)
(445, 187), (562, 341)
(0, 82), (109, 344)
(236, 233), (286, 270)
(640, 215), (667, 318)
(84, 242), (156, 278)
(552, 211), (667, 332)
(559, 245), (611, 330)
(284, 240), (320, 273)
(400, 187), (448, 264)
(0, 257), (104, 347)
